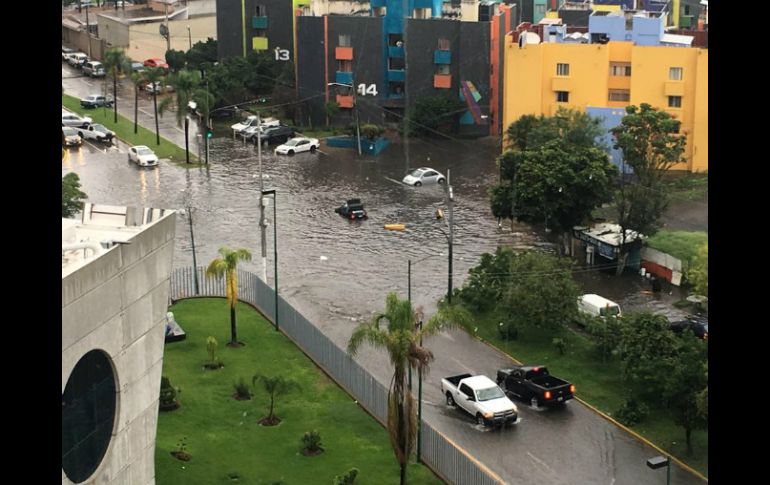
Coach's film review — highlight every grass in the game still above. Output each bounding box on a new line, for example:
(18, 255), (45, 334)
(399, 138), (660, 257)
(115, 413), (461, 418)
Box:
(62, 94), (198, 164)
(472, 310), (708, 477)
(156, 298), (443, 485)
(645, 230), (708, 266)
(664, 172), (708, 202)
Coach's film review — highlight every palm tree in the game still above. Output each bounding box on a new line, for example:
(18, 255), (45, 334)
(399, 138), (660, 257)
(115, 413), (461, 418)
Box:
(205, 247), (252, 347)
(347, 293), (472, 485)
(158, 70), (199, 127)
(130, 71), (145, 134)
(251, 374), (298, 425)
(142, 66), (166, 145)
(102, 48), (127, 124)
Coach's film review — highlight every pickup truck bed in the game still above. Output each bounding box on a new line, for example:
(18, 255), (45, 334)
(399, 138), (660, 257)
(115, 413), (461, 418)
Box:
(497, 365), (574, 406)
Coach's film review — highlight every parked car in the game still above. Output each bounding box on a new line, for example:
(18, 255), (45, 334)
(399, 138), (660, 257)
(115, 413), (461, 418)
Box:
(62, 46), (76, 61)
(62, 112), (93, 128)
(669, 315), (708, 340)
(143, 58), (169, 70)
(62, 127), (82, 147)
(82, 61), (106, 77)
(130, 61), (146, 73)
(441, 374), (518, 427)
(78, 123), (115, 143)
(231, 115), (279, 135)
(497, 365), (575, 407)
(246, 125), (295, 146)
(402, 167), (446, 186)
(128, 145), (159, 167)
(274, 137), (319, 155)
(80, 94), (114, 108)
(142, 81), (174, 94)
(577, 294), (622, 325)
(334, 198), (368, 220)
(67, 52), (89, 68)
(209, 106), (236, 119)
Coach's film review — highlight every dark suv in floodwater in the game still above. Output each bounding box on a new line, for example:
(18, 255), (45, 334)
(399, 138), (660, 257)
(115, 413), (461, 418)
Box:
(669, 315), (708, 340)
(335, 199), (368, 220)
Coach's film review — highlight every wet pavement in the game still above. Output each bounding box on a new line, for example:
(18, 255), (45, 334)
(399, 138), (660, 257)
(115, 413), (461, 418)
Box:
(62, 64), (706, 484)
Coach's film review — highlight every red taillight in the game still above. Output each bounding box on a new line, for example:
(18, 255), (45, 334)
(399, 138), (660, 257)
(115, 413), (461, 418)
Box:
(544, 391), (552, 400)
(350, 214), (355, 220)
(570, 384), (576, 394)
(703, 333), (708, 340)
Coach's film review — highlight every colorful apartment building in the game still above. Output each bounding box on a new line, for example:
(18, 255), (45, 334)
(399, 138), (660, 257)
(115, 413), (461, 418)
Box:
(502, 10), (707, 172)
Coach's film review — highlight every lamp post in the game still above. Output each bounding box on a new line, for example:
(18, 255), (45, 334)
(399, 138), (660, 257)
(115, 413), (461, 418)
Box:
(261, 189), (279, 331)
(327, 82), (361, 155)
(646, 455), (671, 485)
(434, 169), (455, 304)
(179, 190), (200, 295)
(187, 25), (192, 50)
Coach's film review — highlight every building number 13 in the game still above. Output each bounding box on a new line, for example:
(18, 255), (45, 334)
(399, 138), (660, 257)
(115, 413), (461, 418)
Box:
(357, 83), (378, 96)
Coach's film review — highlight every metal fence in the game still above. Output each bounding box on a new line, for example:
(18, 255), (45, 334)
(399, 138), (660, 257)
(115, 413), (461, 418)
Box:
(170, 267), (504, 485)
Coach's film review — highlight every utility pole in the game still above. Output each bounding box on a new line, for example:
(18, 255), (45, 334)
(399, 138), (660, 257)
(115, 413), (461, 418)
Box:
(446, 169), (454, 304)
(204, 79), (210, 164)
(85, 5), (92, 58)
(257, 113), (268, 282)
(187, 206), (199, 295)
(187, 25), (192, 50)
(354, 100), (362, 156)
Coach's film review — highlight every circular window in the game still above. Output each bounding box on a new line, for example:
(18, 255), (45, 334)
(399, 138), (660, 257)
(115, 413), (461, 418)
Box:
(62, 350), (117, 483)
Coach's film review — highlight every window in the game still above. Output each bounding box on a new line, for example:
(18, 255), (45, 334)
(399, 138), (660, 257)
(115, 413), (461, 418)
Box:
(610, 62), (631, 76)
(436, 64), (450, 75)
(556, 63), (569, 76)
(255, 4), (267, 16)
(556, 91), (569, 103)
(608, 90), (630, 102)
(668, 96), (682, 108)
(669, 67), (683, 81)
(438, 38), (450, 50)
(374, 6), (386, 16)
(337, 60), (352, 72)
(339, 34), (351, 47)
(389, 57), (405, 70)
(389, 82), (404, 95)
(388, 34), (403, 47)
(459, 384), (474, 397)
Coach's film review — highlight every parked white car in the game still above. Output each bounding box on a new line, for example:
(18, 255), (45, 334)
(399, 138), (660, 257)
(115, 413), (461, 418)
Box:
(67, 52), (88, 68)
(62, 127), (82, 147)
(231, 115), (279, 135)
(128, 145), (159, 167)
(402, 167), (446, 186)
(577, 294), (622, 319)
(62, 112), (92, 128)
(79, 124), (115, 143)
(274, 137), (319, 155)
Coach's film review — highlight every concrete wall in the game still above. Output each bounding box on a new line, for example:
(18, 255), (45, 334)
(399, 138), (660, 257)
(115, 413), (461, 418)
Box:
(62, 26), (108, 60)
(62, 213), (176, 485)
(127, 15), (216, 61)
(99, 15), (131, 47)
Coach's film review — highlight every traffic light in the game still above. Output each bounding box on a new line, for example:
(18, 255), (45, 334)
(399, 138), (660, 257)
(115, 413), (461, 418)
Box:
(206, 127), (213, 139)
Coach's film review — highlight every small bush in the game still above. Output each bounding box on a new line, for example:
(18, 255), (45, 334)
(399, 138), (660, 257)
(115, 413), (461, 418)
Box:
(552, 337), (567, 355)
(159, 376), (181, 411)
(334, 467), (359, 485)
(497, 321), (519, 341)
(171, 436), (191, 461)
(204, 336), (223, 369)
(300, 430), (324, 455)
(233, 377), (252, 400)
(359, 123), (384, 140)
(615, 398), (649, 426)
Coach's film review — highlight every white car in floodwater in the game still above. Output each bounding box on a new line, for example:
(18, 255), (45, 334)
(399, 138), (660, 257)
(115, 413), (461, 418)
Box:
(274, 137), (319, 155)
(128, 145), (159, 167)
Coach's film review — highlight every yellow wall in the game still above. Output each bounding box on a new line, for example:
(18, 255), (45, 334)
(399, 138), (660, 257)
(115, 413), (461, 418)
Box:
(503, 36), (708, 172)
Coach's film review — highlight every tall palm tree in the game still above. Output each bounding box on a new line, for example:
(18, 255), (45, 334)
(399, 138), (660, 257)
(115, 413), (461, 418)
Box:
(142, 66), (166, 145)
(206, 247), (252, 347)
(129, 71), (145, 134)
(102, 48), (127, 124)
(347, 293), (472, 485)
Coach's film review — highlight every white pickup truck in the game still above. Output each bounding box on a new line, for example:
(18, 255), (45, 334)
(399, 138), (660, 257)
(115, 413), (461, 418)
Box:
(441, 374), (518, 427)
(78, 123), (115, 144)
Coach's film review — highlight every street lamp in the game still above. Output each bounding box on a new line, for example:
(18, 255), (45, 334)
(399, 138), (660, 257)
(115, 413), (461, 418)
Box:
(261, 189), (279, 332)
(327, 82), (362, 155)
(434, 169), (455, 304)
(646, 456), (671, 485)
(179, 190), (200, 295)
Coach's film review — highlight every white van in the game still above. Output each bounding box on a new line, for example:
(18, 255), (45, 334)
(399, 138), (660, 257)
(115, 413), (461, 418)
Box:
(578, 294), (622, 319)
(83, 61), (105, 77)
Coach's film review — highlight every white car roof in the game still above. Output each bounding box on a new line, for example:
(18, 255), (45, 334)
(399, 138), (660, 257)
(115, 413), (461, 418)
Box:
(579, 294), (619, 307)
(461, 375), (498, 390)
(132, 145), (150, 150)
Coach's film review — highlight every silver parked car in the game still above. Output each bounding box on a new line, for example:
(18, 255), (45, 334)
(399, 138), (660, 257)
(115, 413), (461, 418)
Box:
(402, 167), (446, 186)
(128, 145), (159, 167)
(62, 112), (93, 128)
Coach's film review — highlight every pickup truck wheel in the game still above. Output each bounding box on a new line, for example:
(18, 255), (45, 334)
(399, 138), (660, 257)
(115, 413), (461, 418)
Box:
(445, 393), (455, 407)
(310, 145), (317, 152)
(531, 396), (540, 408)
(476, 414), (486, 426)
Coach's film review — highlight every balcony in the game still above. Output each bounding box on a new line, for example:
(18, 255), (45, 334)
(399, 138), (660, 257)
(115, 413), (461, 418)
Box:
(251, 16), (268, 30)
(335, 71), (353, 85)
(252, 37), (268, 51)
(336, 94), (355, 109)
(388, 46), (405, 58)
(434, 50), (451, 64)
(387, 69), (405, 82)
(335, 47), (353, 60)
(434, 74), (451, 89)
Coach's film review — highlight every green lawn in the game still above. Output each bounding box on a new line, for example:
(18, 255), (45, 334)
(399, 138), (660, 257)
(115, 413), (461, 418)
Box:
(156, 298), (443, 485)
(645, 230), (708, 266)
(62, 94), (198, 165)
(472, 311), (708, 477)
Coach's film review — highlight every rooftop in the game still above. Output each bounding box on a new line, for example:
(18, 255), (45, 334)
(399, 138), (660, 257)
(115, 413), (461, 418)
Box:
(62, 203), (173, 278)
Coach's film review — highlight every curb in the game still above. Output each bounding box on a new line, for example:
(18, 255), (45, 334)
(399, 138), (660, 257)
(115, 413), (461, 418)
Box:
(473, 333), (708, 483)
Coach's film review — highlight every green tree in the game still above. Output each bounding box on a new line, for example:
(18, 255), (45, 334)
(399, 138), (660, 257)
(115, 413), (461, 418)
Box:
(324, 101), (340, 127)
(205, 247), (252, 347)
(251, 374), (299, 424)
(687, 243), (708, 297)
(165, 49), (187, 72)
(503, 250), (580, 333)
(617, 312), (679, 401)
(159, 69), (199, 127)
(661, 335), (708, 454)
(102, 48), (127, 124)
(457, 246), (516, 313)
(360, 123), (384, 140)
(611, 103), (687, 273)
(403, 93), (465, 137)
(491, 109), (616, 240)
(62, 173), (87, 218)
(347, 293), (472, 485)
(186, 38), (218, 72)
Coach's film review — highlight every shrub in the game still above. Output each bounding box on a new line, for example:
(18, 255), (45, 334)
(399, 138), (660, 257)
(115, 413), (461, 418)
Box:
(171, 436), (191, 461)
(497, 321), (519, 341)
(359, 123), (384, 140)
(334, 468), (359, 485)
(300, 430), (324, 455)
(204, 336), (223, 369)
(615, 398), (649, 426)
(233, 377), (252, 400)
(159, 376), (181, 411)
(552, 337), (567, 355)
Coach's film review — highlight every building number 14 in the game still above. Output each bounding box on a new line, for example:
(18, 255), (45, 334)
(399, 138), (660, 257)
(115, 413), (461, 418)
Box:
(357, 83), (378, 96)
